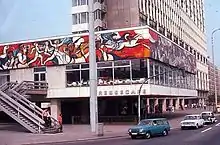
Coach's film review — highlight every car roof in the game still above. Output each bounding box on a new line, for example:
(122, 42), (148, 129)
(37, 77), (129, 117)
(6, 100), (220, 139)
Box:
(141, 118), (167, 121)
(186, 114), (200, 116)
(201, 111), (212, 113)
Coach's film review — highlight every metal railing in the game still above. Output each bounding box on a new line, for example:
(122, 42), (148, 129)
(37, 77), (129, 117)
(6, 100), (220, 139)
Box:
(9, 81), (60, 130)
(0, 90), (45, 133)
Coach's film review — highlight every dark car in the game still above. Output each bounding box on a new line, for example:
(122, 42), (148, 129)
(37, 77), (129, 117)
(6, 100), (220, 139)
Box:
(201, 111), (217, 124)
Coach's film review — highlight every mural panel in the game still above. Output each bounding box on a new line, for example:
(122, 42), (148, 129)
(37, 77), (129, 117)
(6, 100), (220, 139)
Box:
(0, 28), (196, 73)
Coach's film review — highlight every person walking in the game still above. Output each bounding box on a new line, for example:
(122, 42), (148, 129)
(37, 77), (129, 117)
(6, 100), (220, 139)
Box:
(58, 113), (63, 132)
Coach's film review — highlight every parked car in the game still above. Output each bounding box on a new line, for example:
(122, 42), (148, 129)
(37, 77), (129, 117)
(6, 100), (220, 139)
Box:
(201, 111), (217, 124)
(180, 114), (204, 129)
(128, 118), (170, 139)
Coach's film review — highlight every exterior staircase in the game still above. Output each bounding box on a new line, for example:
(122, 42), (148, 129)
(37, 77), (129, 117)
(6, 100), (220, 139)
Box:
(0, 81), (61, 134)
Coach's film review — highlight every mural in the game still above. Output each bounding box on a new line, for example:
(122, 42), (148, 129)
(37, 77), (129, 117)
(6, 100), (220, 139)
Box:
(0, 28), (196, 73)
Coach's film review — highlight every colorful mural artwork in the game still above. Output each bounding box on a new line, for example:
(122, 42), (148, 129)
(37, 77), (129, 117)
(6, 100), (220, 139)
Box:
(0, 27), (196, 73)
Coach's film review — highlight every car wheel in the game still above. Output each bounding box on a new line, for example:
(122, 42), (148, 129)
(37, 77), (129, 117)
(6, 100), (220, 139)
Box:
(131, 136), (136, 139)
(145, 132), (151, 139)
(162, 130), (168, 136)
(181, 126), (185, 130)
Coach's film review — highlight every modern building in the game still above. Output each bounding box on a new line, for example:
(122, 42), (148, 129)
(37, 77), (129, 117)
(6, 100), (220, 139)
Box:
(71, 0), (209, 103)
(208, 61), (220, 97)
(0, 0), (208, 125)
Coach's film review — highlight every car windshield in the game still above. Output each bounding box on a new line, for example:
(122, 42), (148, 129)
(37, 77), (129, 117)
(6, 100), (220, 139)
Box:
(184, 116), (198, 120)
(201, 113), (210, 116)
(138, 120), (152, 125)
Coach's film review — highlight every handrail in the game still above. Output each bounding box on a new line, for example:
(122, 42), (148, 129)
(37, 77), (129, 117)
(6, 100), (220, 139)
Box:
(0, 91), (45, 130)
(10, 81), (60, 128)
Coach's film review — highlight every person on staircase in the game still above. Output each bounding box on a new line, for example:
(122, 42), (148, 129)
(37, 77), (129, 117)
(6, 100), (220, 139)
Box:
(42, 108), (51, 127)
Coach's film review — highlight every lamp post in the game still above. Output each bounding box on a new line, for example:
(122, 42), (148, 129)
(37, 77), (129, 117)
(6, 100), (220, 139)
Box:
(211, 28), (220, 112)
(89, 0), (98, 133)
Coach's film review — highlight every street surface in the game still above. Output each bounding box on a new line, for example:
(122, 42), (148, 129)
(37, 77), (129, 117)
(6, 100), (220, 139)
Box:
(35, 117), (220, 145)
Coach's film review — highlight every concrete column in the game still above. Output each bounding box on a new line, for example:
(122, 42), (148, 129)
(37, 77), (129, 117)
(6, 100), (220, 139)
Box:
(146, 98), (150, 114)
(162, 99), (167, 112)
(181, 98), (185, 110)
(175, 98), (180, 110)
(169, 99), (173, 107)
(50, 99), (61, 119)
(155, 98), (159, 106)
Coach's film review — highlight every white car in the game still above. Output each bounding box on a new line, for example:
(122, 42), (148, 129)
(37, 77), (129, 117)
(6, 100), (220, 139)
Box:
(201, 111), (217, 124)
(181, 114), (204, 129)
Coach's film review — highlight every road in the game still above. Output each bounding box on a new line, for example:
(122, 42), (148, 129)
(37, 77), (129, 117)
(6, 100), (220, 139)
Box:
(36, 117), (220, 145)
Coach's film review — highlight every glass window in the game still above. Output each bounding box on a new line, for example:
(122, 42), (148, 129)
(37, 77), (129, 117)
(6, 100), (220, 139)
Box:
(98, 62), (112, 68)
(81, 12), (88, 23)
(66, 64), (80, 70)
(66, 71), (80, 87)
(155, 64), (159, 85)
(34, 67), (46, 72)
(149, 61), (154, 84)
(72, 14), (78, 24)
(94, 9), (102, 20)
(114, 67), (130, 83)
(132, 59), (143, 80)
(81, 63), (89, 69)
(98, 68), (113, 85)
(72, 0), (77, 6)
(169, 69), (173, 87)
(81, 70), (89, 85)
(114, 60), (130, 66)
(159, 65), (164, 85)
(81, 0), (87, 5)
(164, 68), (168, 85)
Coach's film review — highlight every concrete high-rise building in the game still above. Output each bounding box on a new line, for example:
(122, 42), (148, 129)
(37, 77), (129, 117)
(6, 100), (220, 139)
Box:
(71, 0), (208, 103)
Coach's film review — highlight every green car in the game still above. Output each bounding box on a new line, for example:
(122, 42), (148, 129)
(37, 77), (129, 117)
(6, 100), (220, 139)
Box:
(128, 118), (171, 139)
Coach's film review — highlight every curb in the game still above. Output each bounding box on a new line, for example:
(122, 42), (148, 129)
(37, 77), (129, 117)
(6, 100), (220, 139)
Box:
(24, 134), (128, 145)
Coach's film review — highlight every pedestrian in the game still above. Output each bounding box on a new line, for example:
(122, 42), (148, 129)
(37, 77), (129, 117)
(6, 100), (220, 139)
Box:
(58, 113), (63, 132)
(42, 108), (50, 127)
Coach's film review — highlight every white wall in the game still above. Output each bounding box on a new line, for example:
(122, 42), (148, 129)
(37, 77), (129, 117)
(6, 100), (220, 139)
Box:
(10, 68), (33, 82)
(47, 84), (197, 98)
(47, 66), (66, 89)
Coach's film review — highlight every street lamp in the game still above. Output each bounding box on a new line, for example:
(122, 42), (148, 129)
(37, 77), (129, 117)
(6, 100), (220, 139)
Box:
(88, 0), (98, 133)
(211, 28), (220, 112)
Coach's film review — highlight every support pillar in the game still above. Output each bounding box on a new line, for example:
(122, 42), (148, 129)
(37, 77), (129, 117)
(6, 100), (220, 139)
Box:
(175, 98), (180, 110)
(50, 99), (61, 119)
(181, 98), (185, 110)
(146, 98), (150, 114)
(169, 99), (173, 107)
(162, 99), (167, 112)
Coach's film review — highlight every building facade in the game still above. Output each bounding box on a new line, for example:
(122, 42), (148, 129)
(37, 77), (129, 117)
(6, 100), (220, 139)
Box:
(71, 0), (209, 103)
(208, 61), (220, 97)
(0, 0), (208, 124)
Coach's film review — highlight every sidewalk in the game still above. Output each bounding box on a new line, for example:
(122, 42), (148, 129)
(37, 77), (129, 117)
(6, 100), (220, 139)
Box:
(0, 108), (211, 145)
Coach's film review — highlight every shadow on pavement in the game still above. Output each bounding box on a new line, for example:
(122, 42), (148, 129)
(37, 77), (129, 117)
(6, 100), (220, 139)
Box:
(0, 123), (29, 133)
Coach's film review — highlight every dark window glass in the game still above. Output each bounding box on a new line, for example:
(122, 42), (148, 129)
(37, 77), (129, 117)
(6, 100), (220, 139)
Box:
(114, 67), (130, 84)
(114, 60), (130, 66)
(81, 70), (89, 85)
(150, 61), (154, 84)
(97, 68), (113, 85)
(66, 64), (80, 70)
(155, 64), (159, 85)
(66, 71), (80, 87)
